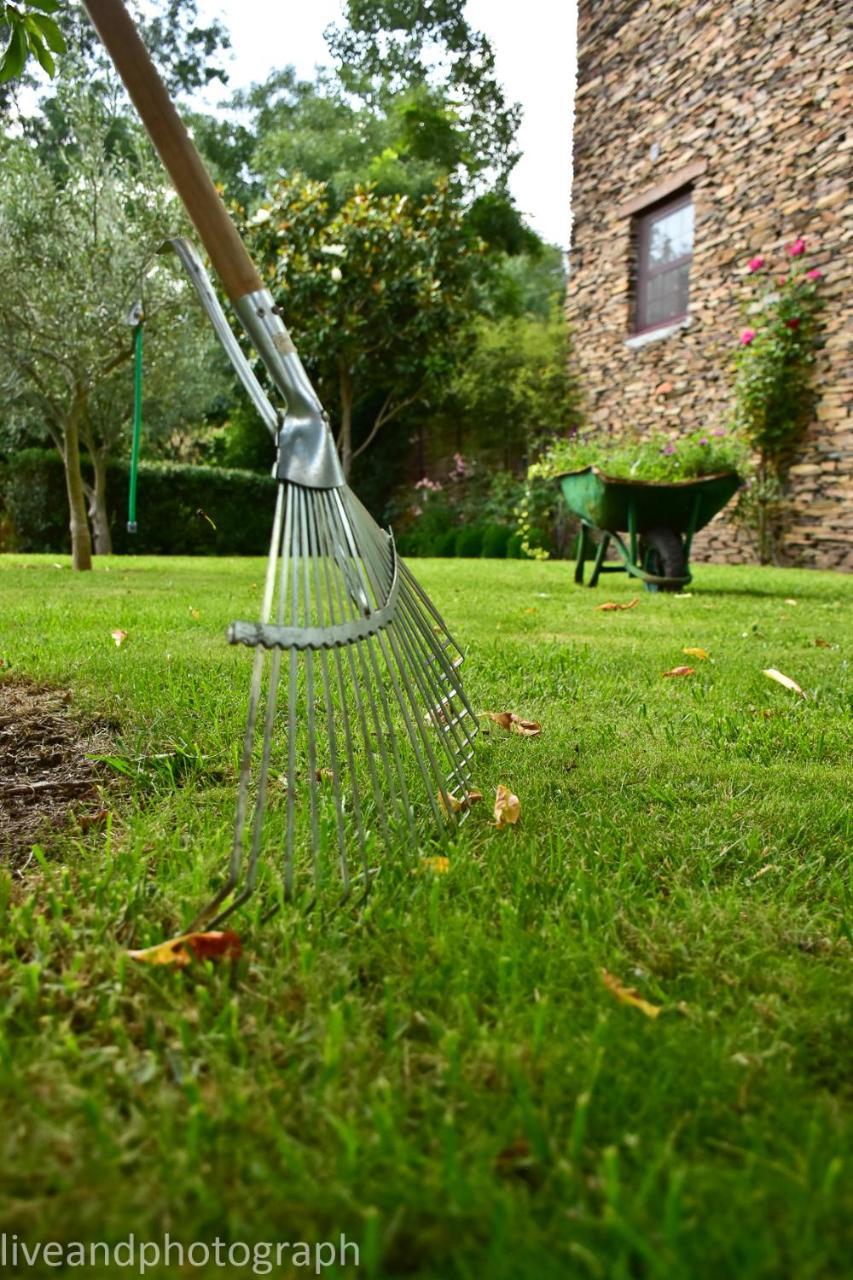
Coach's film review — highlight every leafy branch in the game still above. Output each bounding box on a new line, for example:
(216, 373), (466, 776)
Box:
(0, 1), (66, 81)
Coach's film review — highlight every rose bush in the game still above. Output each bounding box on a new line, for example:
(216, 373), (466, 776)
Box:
(732, 237), (825, 561)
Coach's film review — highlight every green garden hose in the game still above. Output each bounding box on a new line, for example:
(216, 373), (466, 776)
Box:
(127, 309), (143, 533)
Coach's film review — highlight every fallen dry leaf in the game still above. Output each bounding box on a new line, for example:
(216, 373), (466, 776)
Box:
(682, 647), (709, 660)
(129, 930), (242, 967)
(814, 637), (832, 649)
(189, 607), (201, 621)
(110, 629), (128, 648)
(494, 784), (521, 827)
(601, 969), (662, 1019)
(78, 808), (109, 831)
(511, 717), (541, 737)
(419, 855), (449, 874)
(763, 668), (806, 698)
(662, 665), (695, 678)
(484, 711), (512, 731)
(596, 598), (639, 612)
(438, 789), (483, 815)
(485, 711), (542, 738)
(315, 768), (335, 782)
(784, 598), (798, 606)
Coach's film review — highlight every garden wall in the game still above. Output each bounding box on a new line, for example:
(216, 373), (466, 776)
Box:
(568, 0), (852, 570)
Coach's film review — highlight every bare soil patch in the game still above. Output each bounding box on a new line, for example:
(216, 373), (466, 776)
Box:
(0, 678), (115, 863)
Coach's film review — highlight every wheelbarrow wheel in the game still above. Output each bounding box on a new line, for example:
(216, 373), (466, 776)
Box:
(641, 527), (686, 592)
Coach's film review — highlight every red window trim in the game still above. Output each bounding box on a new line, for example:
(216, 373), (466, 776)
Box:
(632, 189), (693, 335)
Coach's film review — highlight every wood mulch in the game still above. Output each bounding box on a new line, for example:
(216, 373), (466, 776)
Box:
(0, 678), (115, 865)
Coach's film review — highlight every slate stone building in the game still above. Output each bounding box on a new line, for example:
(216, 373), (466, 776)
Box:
(566, 0), (851, 568)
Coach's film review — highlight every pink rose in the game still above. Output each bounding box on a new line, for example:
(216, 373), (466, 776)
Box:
(785, 317), (801, 330)
(806, 268), (822, 281)
(787, 237), (806, 257)
(747, 256), (765, 273)
(740, 328), (756, 345)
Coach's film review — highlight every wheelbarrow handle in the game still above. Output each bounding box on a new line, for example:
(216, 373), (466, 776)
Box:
(82, 0), (262, 304)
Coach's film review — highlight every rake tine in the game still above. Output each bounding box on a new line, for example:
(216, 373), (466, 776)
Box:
(318, 490), (393, 854)
(305, 492), (351, 897)
(394, 588), (473, 768)
(296, 487), (321, 886)
(354, 524), (459, 825)
(186, 483), (285, 931)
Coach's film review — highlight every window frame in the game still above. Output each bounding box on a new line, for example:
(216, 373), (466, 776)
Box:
(632, 189), (694, 335)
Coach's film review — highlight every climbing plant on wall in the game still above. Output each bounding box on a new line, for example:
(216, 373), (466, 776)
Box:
(733, 237), (825, 562)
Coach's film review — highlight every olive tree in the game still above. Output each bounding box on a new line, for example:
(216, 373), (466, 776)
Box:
(0, 85), (220, 566)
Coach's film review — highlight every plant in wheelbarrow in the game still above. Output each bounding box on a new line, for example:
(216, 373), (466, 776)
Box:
(527, 427), (748, 590)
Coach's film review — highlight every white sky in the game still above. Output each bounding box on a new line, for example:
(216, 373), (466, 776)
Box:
(193, 0), (576, 248)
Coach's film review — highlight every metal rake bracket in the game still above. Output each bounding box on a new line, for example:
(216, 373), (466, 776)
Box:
(227, 536), (401, 651)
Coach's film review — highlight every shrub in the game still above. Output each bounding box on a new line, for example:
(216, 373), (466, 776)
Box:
(434, 529), (458, 557)
(0, 449), (277, 555)
(454, 526), (484, 558)
(481, 523), (510, 558)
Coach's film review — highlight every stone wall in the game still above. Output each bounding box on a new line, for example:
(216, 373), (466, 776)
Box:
(567, 0), (852, 570)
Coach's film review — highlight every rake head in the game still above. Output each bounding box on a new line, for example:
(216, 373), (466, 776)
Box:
(190, 481), (477, 928)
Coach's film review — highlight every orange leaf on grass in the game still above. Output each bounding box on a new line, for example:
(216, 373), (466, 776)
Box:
(494, 784), (521, 827)
(662, 666), (695, 678)
(128, 930), (242, 967)
(438, 789), (483, 815)
(601, 969), (662, 1019)
(596, 598), (639, 612)
(418, 855), (450, 874)
(682, 647), (709, 660)
(485, 711), (513, 731)
(485, 711), (542, 738)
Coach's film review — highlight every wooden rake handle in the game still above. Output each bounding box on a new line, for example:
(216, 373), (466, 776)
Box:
(83, 0), (263, 303)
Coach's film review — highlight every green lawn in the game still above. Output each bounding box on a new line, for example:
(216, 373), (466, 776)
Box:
(1, 553), (851, 1279)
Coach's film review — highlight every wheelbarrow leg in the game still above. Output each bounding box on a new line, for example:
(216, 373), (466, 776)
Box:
(589, 532), (610, 587)
(574, 521), (592, 585)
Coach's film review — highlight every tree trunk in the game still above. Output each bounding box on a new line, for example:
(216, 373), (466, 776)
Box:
(64, 391), (93, 571)
(338, 361), (354, 481)
(85, 448), (113, 555)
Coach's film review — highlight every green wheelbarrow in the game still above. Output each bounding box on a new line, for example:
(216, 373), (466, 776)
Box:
(558, 467), (742, 592)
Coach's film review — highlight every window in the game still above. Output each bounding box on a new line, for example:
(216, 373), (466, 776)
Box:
(633, 191), (693, 333)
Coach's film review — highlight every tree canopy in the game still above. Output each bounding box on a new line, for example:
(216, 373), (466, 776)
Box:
(246, 175), (481, 478)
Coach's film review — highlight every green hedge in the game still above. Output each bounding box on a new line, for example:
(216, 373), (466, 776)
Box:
(395, 520), (524, 559)
(0, 449), (277, 555)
